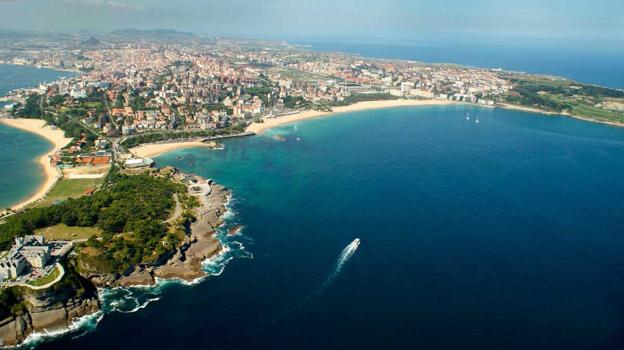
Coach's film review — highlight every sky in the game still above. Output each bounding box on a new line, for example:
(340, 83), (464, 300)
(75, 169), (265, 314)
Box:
(0, 0), (623, 44)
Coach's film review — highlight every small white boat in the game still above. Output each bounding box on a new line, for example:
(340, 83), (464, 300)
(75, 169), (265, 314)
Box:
(352, 238), (360, 247)
(465, 113), (470, 121)
(475, 115), (480, 124)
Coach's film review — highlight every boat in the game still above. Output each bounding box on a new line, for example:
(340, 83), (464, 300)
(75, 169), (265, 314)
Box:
(475, 115), (480, 124)
(466, 112), (470, 121)
(353, 238), (360, 247)
(176, 156), (183, 160)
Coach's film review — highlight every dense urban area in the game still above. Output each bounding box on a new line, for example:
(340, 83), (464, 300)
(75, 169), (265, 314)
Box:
(2, 30), (622, 166)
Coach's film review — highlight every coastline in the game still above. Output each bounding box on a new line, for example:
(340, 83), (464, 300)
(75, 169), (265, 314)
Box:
(0, 173), (233, 347)
(246, 99), (459, 134)
(497, 103), (624, 128)
(130, 141), (215, 158)
(0, 118), (72, 211)
(124, 99), (624, 162)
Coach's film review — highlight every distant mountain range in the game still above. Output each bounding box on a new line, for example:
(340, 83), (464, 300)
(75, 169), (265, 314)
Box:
(81, 36), (101, 46)
(107, 29), (198, 40)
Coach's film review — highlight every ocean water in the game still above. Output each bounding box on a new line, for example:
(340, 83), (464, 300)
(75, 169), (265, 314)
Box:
(0, 64), (74, 94)
(0, 64), (73, 209)
(295, 40), (624, 90)
(0, 124), (51, 209)
(38, 106), (624, 349)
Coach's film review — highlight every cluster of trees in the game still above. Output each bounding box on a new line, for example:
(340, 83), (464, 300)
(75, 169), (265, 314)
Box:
(508, 78), (624, 99)
(0, 174), (184, 273)
(329, 93), (398, 107)
(120, 124), (246, 148)
(245, 86), (274, 107)
(505, 79), (624, 112)
(13, 93), (98, 142)
(283, 95), (308, 109)
(506, 84), (572, 112)
(129, 90), (159, 111)
(14, 94), (43, 118)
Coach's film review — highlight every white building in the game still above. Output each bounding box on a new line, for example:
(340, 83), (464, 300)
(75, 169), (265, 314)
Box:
(0, 236), (51, 281)
(124, 158), (154, 169)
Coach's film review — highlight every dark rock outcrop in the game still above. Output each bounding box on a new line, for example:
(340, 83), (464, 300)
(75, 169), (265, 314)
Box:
(0, 268), (100, 347)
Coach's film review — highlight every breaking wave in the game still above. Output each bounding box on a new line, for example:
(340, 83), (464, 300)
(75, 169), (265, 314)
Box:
(14, 195), (250, 349)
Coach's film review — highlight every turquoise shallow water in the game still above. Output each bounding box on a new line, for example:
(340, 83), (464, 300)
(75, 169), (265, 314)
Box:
(0, 64), (73, 209)
(38, 105), (624, 349)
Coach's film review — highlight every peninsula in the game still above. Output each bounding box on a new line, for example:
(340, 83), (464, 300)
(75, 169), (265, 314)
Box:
(0, 163), (230, 346)
(1, 29), (624, 348)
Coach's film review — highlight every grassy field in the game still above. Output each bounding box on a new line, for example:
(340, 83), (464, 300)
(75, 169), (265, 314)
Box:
(572, 103), (624, 122)
(35, 224), (102, 241)
(37, 178), (104, 207)
(27, 265), (61, 287)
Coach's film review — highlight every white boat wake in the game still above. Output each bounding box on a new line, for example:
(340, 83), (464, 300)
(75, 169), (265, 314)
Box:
(313, 238), (360, 295)
(263, 238), (361, 327)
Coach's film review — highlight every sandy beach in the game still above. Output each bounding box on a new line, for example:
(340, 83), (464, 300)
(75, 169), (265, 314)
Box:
(0, 118), (72, 211)
(246, 99), (459, 134)
(130, 141), (215, 158)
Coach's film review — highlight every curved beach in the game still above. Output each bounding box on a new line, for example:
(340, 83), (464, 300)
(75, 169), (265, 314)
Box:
(0, 118), (72, 211)
(130, 141), (218, 158)
(246, 99), (459, 134)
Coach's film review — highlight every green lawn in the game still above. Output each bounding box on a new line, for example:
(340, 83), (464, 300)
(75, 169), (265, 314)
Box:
(27, 265), (61, 287)
(37, 178), (104, 207)
(572, 104), (624, 122)
(35, 224), (102, 241)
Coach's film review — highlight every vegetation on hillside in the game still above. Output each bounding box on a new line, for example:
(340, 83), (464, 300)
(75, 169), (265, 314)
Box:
(0, 172), (185, 274)
(329, 93), (399, 107)
(502, 75), (624, 123)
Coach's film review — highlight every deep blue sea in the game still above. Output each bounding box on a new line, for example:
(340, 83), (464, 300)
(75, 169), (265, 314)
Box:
(0, 64), (74, 209)
(36, 106), (624, 349)
(294, 39), (624, 90)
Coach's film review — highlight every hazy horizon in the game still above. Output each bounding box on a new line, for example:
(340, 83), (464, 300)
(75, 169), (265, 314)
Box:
(1, 0), (623, 46)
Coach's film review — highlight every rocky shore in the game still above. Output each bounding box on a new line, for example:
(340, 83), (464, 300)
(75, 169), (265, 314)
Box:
(0, 270), (100, 347)
(0, 176), (231, 347)
(118, 180), (230, 285)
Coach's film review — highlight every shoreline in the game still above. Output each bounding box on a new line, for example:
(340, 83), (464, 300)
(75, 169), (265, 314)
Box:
(497, 103), (624, 128)
(246, 99), (460, 134)
(129, 141), (215, 158)
(0, 118), (72, 211)
(0, 62), (82, 75)
(247, 99), (624, 135)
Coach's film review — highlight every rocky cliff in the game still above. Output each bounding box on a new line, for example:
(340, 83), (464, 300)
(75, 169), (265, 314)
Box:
(0, 268), (100, 347)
